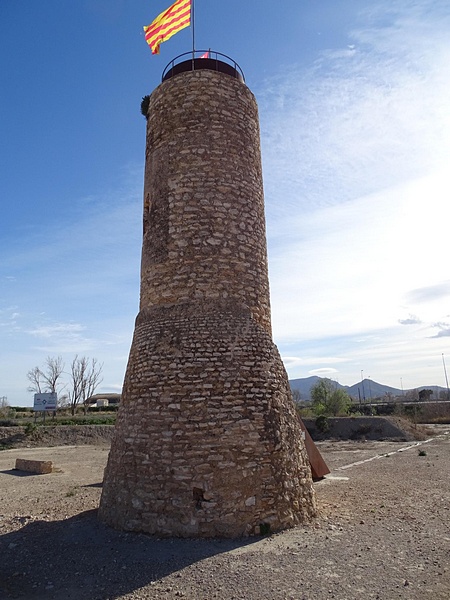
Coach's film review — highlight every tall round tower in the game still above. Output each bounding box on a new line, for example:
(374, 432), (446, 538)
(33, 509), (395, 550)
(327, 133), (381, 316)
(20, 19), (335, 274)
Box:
(99, 57), (316, 537)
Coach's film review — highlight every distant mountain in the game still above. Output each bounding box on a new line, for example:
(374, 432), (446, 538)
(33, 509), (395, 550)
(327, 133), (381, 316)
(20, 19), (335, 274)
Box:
(347, 380), (401, 401)
(289, 377), (447, 402)
(289, 376), (324, 399)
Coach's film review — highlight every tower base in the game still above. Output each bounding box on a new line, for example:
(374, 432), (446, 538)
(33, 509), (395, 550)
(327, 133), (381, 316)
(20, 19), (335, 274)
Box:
(99, 300), (316, 537)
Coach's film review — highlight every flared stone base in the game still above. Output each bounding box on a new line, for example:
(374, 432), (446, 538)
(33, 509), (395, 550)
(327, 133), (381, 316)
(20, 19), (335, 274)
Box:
(99, 300), (316, 537)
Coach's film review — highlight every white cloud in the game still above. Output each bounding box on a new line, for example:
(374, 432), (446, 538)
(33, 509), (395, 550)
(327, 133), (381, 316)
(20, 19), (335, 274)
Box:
(431, 322), (450, 338)
(268, 172), (449, 344)
(406, 282), (450, 304)
(3, 1), (450, 403)
(260, 0), (450, 388)
(259, 0), (450, 221)
(25, 321), (94, 354)
(282, 355), (349, 369)
(398, 315), (421, 326)
(27, 322), (86, 339)
(0, 165), (141, 405)
(308, 368), (339, 377)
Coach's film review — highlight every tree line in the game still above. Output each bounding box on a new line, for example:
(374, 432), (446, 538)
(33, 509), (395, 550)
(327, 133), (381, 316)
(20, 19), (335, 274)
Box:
(27, 355), (103, 416)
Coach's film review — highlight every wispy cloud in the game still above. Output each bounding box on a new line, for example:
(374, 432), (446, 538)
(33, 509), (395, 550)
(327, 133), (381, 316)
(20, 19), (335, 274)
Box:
(406, 282), (450, 304)
(25, 321), (94, 354)
(308, 368), (339, 377)
(282, 355), (349, 370)
(398, 314), (422, 325)
(431, 322), (450, 338)
(259, 0), (450, 220)
(2, 163), (141, 323)
(260, 0), (450, 388)
(27, 322), (86, 339)
(0, 306), (21, 330)
(0, 165), (141, 402)
(3, 0), (450, 404)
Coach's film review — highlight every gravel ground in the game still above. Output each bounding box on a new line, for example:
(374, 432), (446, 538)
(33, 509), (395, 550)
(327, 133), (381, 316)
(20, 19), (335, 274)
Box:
(0, 427), (449, 600)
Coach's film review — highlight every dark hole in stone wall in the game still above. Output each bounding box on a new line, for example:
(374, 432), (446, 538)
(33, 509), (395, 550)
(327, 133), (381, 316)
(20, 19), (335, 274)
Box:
(193, 487), (205, 509)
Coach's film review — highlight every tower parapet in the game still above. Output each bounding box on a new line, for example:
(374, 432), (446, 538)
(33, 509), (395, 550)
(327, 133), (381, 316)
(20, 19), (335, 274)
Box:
(162, 50), (245, 82)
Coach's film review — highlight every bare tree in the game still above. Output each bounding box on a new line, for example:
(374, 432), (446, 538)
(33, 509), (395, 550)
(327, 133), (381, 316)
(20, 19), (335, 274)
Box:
(68, 356), (103, 416)
(405, 388), (419, 402)
(82, 357), (103, 414)
(57, 394), (70, 409)
(68, 357), (83, 416)
(27, 356), (65, 395)
(27, 366), (43, 394)
(0, 396), (10, 419)
(41, 356), (65, 393)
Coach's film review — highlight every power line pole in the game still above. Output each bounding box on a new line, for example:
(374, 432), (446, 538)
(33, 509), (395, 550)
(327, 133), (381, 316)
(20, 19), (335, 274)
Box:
(442, 353), (450, 400)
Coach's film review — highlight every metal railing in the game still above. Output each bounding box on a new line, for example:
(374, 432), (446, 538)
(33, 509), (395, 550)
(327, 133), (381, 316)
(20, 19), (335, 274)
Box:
(162, 50), (245, 83)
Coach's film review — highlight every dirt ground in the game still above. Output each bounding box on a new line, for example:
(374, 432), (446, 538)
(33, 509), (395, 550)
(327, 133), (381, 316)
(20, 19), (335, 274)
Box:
(0, 425), (449, 600)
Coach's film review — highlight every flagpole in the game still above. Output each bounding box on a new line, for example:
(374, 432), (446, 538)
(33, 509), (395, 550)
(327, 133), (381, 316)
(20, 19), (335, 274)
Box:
(191, 0), (195, 66)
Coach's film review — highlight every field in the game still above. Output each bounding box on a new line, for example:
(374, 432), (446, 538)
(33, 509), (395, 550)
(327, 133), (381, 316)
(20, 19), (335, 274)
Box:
(0, 423), (449, 600)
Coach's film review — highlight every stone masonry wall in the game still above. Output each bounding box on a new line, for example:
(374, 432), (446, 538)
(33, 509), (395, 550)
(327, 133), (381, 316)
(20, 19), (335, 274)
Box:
(99, 69), (316, 537)
(140, 70), (271, 334)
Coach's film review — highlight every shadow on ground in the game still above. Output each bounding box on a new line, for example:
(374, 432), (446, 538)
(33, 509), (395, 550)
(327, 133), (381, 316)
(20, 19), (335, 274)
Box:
(0, 510), (257, 600)
(0, 470), (38, 478)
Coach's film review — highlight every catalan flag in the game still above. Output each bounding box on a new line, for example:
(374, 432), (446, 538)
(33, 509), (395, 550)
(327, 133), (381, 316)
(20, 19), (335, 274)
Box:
(144, 0), (191, 55)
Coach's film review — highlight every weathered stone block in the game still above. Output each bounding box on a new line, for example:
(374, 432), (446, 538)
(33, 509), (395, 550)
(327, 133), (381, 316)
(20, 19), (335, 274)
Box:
(15, 458), (53, 474)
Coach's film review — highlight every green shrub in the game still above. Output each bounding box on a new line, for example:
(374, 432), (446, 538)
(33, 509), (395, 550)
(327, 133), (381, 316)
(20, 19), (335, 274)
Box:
(42, 417), (115, 426)
(87, 405), (118, 413)
(140, 95), (151, 118)
(311, 379), (351, 416)
(24, 422), (38, 436)
(296, 406), (315, 419)
(315, 415), (330, 433)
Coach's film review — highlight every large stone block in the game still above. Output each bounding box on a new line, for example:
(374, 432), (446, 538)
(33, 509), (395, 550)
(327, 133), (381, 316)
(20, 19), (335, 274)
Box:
(15, 458), (53, 474)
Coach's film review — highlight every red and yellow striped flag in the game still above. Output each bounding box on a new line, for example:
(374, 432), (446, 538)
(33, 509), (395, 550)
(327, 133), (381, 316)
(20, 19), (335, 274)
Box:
(144, 0), (191, 55)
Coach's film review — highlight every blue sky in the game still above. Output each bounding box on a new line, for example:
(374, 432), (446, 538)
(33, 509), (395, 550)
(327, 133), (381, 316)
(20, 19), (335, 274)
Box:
(1, 0), (450, 406)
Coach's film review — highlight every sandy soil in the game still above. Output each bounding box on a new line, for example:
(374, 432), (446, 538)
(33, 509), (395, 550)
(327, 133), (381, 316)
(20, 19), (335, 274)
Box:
(0, 426), (449, 600)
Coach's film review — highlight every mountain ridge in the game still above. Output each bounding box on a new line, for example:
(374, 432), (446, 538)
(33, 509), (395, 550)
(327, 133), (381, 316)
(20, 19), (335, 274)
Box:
(289, 376), (447, 401)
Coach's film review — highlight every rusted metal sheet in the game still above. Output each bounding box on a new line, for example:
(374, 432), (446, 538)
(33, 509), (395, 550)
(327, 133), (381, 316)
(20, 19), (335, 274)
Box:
(297, 417), (330, 480)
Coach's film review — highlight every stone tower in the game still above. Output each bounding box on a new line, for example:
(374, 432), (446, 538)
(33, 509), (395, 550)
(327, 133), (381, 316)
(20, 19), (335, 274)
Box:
(99, 56), (316, 537)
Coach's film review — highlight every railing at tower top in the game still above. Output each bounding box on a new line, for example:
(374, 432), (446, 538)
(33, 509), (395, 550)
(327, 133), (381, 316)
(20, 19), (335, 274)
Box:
(162, 51), (245, 83)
